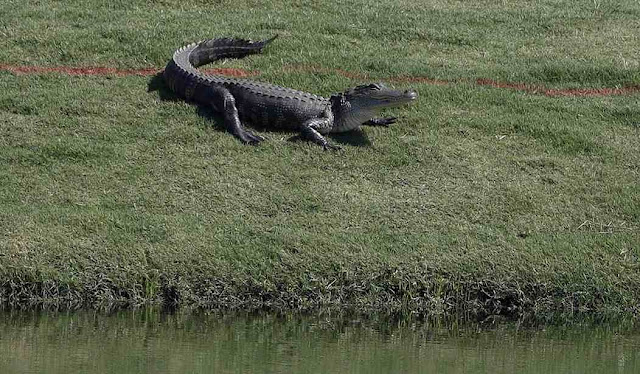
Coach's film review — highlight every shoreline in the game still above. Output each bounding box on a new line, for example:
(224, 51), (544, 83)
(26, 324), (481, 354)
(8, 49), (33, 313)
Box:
(3, 258), (638, 319)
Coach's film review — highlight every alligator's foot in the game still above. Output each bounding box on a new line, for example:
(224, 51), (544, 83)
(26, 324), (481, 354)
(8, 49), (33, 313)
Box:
(237, 129), (264, 145)
(363, 117), (397, 127)
(323, 142), (342, 151)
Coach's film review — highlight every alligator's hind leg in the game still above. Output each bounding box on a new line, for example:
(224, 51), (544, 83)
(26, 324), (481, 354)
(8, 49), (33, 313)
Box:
(210, 86), (264, 144)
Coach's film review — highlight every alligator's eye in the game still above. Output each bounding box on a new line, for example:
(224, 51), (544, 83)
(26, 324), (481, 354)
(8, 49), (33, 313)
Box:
(351, 83), (383, 94)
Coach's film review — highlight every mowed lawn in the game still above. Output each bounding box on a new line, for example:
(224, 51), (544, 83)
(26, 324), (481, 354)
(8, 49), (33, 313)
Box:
(1, 0), (639, 317)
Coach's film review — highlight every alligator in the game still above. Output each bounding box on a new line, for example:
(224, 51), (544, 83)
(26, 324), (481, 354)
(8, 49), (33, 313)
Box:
(163, 36), (418, 149)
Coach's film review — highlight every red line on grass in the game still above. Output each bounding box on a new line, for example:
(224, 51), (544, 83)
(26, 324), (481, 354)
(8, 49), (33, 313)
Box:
(475, 78), (640, 97)
(290, 65), (639, 96)
(285, 64), (451, 86)
(1, 63), (638, 97)
(0, 64), (256, 78)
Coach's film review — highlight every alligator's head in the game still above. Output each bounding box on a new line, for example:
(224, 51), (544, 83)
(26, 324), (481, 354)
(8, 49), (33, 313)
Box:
(344, 83), (418, 108)
(331, 83), (418, 131)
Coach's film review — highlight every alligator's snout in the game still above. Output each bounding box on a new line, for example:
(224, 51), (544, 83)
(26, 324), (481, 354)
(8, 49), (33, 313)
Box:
(405, 90), (418, 101)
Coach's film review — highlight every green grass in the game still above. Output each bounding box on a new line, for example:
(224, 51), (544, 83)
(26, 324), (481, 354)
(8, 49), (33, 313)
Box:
(1, 0), (639, 318)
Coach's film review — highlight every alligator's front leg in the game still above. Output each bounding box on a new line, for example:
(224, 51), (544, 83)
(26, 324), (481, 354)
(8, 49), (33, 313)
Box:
(210, 86), (264, 144)
(362, 117), (397, 127)
(300, 118), (340, 150)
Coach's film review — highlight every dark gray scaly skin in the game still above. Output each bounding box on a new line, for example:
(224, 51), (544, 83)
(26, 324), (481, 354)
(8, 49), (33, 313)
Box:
(163, 36), (418, 149)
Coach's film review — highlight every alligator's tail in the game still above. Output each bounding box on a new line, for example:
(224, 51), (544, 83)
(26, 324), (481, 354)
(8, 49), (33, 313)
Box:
(163, 35), (277, 100)
(186, 35), (278, 68)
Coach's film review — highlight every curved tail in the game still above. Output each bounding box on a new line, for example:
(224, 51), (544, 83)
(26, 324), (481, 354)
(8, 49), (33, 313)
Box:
(188, 35), (278, 68)
(163, 35), (277, 100)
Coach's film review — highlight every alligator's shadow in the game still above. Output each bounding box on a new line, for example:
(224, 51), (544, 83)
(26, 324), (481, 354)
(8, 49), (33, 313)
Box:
(147, 72), (179, 101)
(147, 72), (371, 147)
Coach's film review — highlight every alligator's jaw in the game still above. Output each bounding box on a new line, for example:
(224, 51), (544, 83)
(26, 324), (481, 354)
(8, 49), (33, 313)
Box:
(368, 88), (419, 108)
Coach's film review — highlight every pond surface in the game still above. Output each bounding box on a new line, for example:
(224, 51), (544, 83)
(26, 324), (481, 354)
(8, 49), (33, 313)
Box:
(1, 311), (638, 373)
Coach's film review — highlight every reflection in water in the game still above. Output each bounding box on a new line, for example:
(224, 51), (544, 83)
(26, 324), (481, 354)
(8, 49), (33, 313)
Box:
(0, 311), (639, 374)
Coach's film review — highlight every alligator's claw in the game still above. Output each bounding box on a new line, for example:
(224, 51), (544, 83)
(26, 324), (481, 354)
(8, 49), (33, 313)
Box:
(323, 142), (342, 151)
(367, 117), (397, 127)
(239, 130), (265, 145)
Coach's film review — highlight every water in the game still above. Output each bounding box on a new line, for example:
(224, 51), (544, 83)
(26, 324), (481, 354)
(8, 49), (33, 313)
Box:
(1, 311), (639, 373)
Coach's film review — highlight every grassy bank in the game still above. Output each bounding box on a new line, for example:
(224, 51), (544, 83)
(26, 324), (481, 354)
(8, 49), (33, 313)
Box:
(1, 0), (639, 318)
